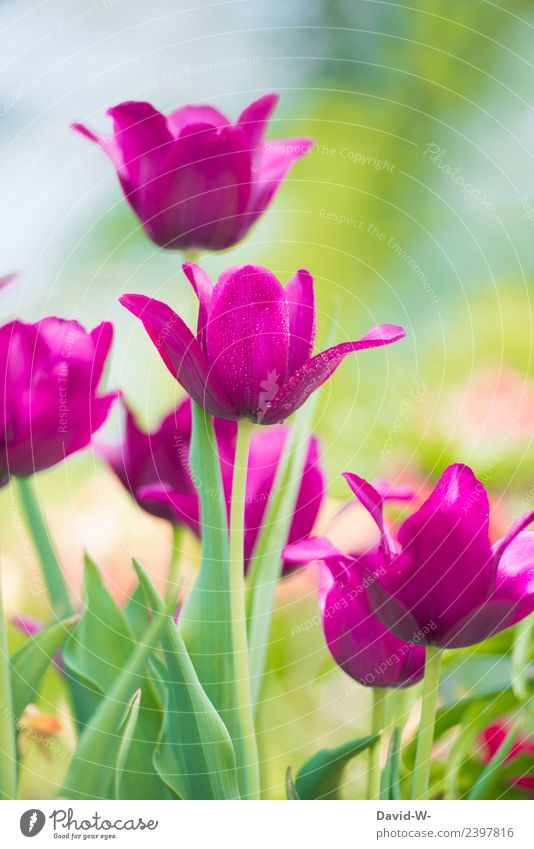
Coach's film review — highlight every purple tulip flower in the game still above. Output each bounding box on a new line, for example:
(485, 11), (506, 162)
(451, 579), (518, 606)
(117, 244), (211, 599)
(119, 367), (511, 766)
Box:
(0, 317), (116, 484)
(102, 398), (325, 572)
(73, 94), (312, 251)
(341, 464), (534, 649)
(120, 263), (405, 424)
(284, 487), (425, 688)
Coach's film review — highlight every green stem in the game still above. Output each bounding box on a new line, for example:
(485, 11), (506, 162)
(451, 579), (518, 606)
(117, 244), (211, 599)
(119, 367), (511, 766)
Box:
(15, 476), (72, 618)
(367, 688), (387, 800)
(229, 419), (260, 799)
(165, 525), (183, 603)
(411, 646), (443, 800)
(0, 576), (17, 799)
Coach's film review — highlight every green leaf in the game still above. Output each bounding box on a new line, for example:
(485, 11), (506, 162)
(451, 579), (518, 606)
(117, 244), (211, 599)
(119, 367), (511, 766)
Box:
(60, 602), (170, 800)
(124, 584), (151, 639)
(294, 734), (380, 800)
(468, 721), (522, 800)
(380, 728), (401, 800)
(15, 476), (72, 618)
(10, 615), (78, 720)
(246, 314), (338, 708)
(285, 766), (300, 800)
(134, 561), (240, 800)
(246, 405), (319, 707)
(114, 689), (142, 800)
(0, 579), (17, 800)
(63, 556), (170, 799)
(512, 617), (534, 702)
(178, 404), (245, 783)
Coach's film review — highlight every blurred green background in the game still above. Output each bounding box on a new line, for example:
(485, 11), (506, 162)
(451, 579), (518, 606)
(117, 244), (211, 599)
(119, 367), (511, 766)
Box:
(1, 0), (533, 798)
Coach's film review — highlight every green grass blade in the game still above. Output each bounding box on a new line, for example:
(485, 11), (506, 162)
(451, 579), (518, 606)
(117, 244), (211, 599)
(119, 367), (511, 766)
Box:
(10, 615), (78, 720)
(0, 579), (17, 799)
(134, 561), (240, 800)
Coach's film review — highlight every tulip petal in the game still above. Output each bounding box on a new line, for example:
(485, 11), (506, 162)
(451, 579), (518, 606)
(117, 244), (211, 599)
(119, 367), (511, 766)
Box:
(320, 560), (425, 688)
(285, 269), (316, 376)
(138, 484), (200, 536)
(243, 428), (324, 567)
(152, 122), (252, 250)
(389, 464), (493, 644)
(182, 262), (213, 350)
(342, 472), (395, 555)
(283, 536), (353, 581)
(260, 324), (405, 424)
(168, 105), (230, 137)
(120, 294), (237, 419)
(106, 101), (173, 186)
(440, 530), (534, 647)
(240, 136), (313, 237)
(237, 93), (278, 153)
(205, 265), (290, 420)
(492, 510), (534, 565)
(90, 321), (114, 385)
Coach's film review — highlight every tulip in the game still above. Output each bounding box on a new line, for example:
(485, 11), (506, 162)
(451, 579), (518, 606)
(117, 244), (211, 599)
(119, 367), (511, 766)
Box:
(73, 94), (312, 252)
(283, 489), (424, 688)
(103, 398), (325, 572)
(0, 318), (116, 484)
(120, 263), (405, 424)
(341, 464), (534, 649)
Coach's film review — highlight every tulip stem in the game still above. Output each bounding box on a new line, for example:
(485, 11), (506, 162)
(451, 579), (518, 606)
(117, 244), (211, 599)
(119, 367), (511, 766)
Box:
(411, 646), (443, 800)
(367, 688), (387, 800)
(15, 476), (73, 619)
(229, 418), (260, 799)
(165, 525), (183, 603)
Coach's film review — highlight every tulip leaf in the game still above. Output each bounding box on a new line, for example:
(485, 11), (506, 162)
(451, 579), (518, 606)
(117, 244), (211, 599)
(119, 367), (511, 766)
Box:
(63, 556), (171, 799)
(10, 614), (78, 720)
(113, 689), (142, 800)
(178, 405), (245, 780)
(246, 401), (320, 707)
(0, 581), (17, 800)
(124, 583), (151, 639)
(134, 560), (240, 800)
(246, 315), (337, 708)
(60, 601), (170, 800)
(380, 728), (401, 800)
(293, 733), (380, 800)
(468, 721), (522, 800)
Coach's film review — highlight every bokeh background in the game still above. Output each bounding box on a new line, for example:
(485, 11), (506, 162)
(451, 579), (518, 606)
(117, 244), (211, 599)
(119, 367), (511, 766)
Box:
(1, 0), (533, 798)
